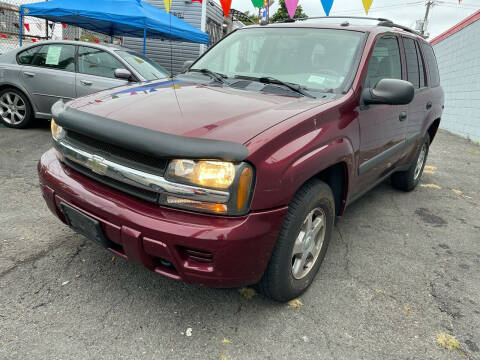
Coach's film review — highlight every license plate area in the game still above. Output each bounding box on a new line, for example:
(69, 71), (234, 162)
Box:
(61, 203), (110, 248)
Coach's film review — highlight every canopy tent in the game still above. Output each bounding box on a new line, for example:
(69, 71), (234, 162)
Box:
(19, 0), (209, 54)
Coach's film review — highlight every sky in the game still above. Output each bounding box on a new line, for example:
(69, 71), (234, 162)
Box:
(223, 0), (480, 39)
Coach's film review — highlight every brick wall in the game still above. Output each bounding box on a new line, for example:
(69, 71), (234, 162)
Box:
(433, 19), (480, 143)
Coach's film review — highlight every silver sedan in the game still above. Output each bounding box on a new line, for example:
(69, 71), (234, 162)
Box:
(0, 40), (169, 128)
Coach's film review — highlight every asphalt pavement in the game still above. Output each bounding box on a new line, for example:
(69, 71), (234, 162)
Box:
(0, 122), (479, 360)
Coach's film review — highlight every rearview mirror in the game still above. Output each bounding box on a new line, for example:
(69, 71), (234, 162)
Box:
(114, 68), (133, 81)
(362, 79), (414, 106)
(182, 60), (194, 73)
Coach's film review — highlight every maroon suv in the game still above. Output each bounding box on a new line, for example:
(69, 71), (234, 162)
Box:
(38, 18), (443, 301)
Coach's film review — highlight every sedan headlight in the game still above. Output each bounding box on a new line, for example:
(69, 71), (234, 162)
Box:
(51, 119), (65, 141)
(163, 159), (254, 215)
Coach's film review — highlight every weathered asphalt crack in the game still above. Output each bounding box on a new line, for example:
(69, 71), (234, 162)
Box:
(0, 239), (71, 279)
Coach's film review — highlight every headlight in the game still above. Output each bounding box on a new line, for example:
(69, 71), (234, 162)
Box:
(163, 159), (254, 215)
(51, 118), (65, 141)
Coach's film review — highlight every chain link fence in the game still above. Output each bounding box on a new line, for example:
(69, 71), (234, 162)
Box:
(0, 0), (121, 55)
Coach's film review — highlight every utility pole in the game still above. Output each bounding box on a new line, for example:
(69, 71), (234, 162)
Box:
(421, 0), (436, 37)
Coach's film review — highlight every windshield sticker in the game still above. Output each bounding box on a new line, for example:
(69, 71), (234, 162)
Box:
(133, 57), (144, 64)
(308, 75), (325, 84)
(45, 46), (62, 65)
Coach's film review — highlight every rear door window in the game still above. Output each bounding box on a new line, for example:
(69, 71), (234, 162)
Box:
(77, 46), (126, 79)
(402, 37), (420, 89)
(421, 43), (440, 87)
(28, 44), (75, 71)
(415, 41), (426, 88)
(365, 36), (402, 88)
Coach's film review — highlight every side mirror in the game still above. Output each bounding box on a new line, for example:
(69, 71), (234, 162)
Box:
(114, 68), (133, 81)
(182, 60), (194, 73)
(362, 78), (414, 106)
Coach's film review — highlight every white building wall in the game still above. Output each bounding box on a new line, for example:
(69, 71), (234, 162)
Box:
(433, 19), (480, 143)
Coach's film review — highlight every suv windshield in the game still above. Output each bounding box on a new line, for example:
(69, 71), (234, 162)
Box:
(191, 28), (364, 92)
(116, 50), (169, 81)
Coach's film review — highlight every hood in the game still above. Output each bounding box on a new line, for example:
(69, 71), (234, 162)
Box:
(66, 78), (337, 144)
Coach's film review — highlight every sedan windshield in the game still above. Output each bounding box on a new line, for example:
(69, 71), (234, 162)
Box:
(191, 28), (364, 92)
(116, 50), (169, 81)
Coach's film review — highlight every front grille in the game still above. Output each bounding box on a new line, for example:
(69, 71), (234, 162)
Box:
(66, 130), (168, 176)
(65, 159), (159, 203)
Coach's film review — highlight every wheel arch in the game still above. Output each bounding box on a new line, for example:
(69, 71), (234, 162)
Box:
(0, 83), (36, 112)
(275, 138), (354, 216)
(427, 118), (441, 143)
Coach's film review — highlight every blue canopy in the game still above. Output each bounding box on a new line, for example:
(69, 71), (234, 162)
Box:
(19, 0), (209, 51)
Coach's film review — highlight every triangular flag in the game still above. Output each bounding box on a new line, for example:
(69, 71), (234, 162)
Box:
(251, 0), (263, 8)
(62, 23), (66, 28)
(94, 39), (99, 44)
(219, 0), (232, 17)
(163, 0), (172, 13)
(1, 34), (6, 38)
(285, 0), (299, 19)
(362, 0), (374, 14)
(192, 0), (202, 3)
(31, 39), (36, 42)
(112, 95), (119, 99)
(23, 23), (30, 32)
(320, 0), (334, 16)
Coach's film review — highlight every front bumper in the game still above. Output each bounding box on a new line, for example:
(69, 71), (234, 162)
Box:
(38, 148), (287, 287)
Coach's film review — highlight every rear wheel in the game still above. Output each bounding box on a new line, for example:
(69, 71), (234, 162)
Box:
(0, 88), (33, 129)
(391, 134), (430, 191)
(258, 180), (335, 302)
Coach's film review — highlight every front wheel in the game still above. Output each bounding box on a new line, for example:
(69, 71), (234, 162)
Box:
(258, 180), (335, 302)
(391, 134), (430, 191)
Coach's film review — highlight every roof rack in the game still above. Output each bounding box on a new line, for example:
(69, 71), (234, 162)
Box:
(280, 16), (425, 38)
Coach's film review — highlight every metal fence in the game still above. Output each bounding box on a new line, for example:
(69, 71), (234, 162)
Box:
(0, 0), (121, 55)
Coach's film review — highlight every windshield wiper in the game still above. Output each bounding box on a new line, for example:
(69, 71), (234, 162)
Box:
(189, 68), (226, 84)
(234, 75), (315, 98)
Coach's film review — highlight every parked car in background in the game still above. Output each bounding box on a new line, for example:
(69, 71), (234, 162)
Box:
(39, 18), (443, 301)
(0, 40), (169, 128)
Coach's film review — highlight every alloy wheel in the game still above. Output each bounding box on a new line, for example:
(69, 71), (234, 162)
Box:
(414, 143), (427, 180)
(0, 92), (26, 125)
(291, 207), (326, 279)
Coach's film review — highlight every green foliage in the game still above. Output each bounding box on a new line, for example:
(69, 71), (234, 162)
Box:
(243, 10), (260, 24)
(270, 0), (308, 23)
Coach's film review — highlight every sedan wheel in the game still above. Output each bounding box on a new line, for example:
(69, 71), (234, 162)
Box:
(0, 89), (32, 128)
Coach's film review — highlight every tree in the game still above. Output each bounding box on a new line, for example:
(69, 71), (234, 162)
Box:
(243, 10), (259, 24)
(269, 0), (308, 23)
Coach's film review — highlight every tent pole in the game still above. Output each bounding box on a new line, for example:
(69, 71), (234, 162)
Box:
(143, 28), (146, 55)
(19, 10), (23, 46)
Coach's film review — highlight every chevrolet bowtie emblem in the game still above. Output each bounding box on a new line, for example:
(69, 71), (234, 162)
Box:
(87, 155), (108, 175)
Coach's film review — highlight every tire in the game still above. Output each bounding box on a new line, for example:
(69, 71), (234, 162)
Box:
(0, 88), (33, 129)
(258, 179), (335, 302)
(391, 134), (430, 191)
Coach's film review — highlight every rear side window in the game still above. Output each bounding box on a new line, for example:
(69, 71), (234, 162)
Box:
(421, 43), (440, 87)
(78, 46), (126, 79)
(17, 46), (40, 65)
(28, 44), (75, 72)
(403, 37), (420, 88)
(415, 42), (426, 88)
(365, 36), (402, 88)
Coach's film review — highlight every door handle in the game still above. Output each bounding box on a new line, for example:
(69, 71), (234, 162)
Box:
(80, 80), (92, 86)
(399, 111), (407, 121)
(426, 101), (432, 110)
(24, 72), (35, 77)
